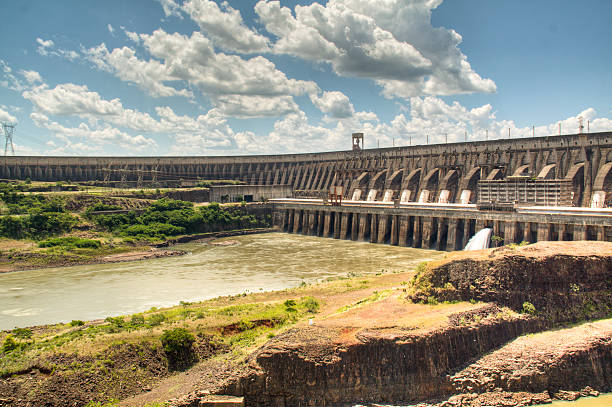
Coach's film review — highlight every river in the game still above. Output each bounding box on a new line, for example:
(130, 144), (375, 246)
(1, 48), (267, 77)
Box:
(0, 232), (442, 331)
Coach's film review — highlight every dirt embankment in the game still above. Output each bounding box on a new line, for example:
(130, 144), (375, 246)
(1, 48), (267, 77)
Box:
(170, 241), (612, 407)
(0, 336), (227, 407)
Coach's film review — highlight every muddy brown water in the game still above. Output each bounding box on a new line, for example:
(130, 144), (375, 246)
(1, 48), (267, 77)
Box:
(0, 233), (442, 330)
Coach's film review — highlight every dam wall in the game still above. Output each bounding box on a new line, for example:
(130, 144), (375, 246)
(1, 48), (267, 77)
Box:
(3, 132), (612, 207)
(271, 201), (612, 250)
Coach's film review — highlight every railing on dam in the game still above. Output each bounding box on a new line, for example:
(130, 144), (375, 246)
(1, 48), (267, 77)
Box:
(269, 198), (612, 251)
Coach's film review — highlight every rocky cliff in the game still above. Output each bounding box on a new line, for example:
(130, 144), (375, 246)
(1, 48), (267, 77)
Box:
(202, 242), (612, 407)
(410, 241), (612, 322)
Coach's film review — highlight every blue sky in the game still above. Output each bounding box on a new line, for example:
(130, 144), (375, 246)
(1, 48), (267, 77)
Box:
(0, 0), (611, 156)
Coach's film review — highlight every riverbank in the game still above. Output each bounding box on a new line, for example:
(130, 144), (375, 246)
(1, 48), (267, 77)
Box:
(0, 228), (275, 273)
(0, 241), (610, 407)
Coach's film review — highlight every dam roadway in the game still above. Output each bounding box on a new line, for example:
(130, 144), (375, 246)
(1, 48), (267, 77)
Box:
(269, 198), (612, 250)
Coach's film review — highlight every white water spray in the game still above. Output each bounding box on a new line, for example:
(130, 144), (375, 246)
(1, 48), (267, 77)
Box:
(464, 228), (493, 251)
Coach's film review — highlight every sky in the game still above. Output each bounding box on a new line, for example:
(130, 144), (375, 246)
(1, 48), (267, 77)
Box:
(0, 0), (611, 156)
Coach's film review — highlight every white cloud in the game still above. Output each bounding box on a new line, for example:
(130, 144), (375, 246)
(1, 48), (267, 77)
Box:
(30, 112), (158, 155)
(83, 43), (193, 98)
(23, 83), (123, 117)
(107, 24), (115, 35)
(36, 37), (78, 60)
(83, 29), (318, 117)
(255, 0), (496, 99)
(22, 80), (252, 153)
(157, 0), (183, 19)
(0, 107), (17, 123)
(1, 60), (28, 92)
(215, 95), (298, 118)
(122, 27), (141, 44)
(310, 91), (355, 118)
(183, 0), (269, 53)
(36, 38), (54, 56)
(20, 70), (42, 85)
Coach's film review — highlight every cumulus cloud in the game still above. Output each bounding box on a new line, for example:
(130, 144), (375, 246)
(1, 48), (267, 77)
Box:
(30, 112), (157, 155)
(255, 0), (496, 98)
(20, 70), (42, 85)
(310, 91), (355, 118)
(83, 43), (193, 98)
(182, 0), (269, 53)
(157, 0), (183, 19)
(1, 60), (27, 92)
(23, 83), (123, 117)
(107, 24), (115, 35)
(83, 29), (318, 117)
(22, 80), (253, 154)
(0, 107), (17, 123)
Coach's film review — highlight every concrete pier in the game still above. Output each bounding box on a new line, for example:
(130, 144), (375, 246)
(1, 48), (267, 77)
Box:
(273, 199), (612, 251)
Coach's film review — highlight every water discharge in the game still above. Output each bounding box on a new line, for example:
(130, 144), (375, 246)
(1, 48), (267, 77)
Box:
(464, 228), (493, 251)
(0, 232), (442, 330)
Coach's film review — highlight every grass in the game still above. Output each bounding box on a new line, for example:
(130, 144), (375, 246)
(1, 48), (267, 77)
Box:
(0, 292), (322, 378)
(337, 289), (392, 313)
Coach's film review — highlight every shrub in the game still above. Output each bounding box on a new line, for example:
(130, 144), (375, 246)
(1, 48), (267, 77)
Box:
(2, 335), (19, 353)
(0, 216), (25, 239)
(26, 211), (77, 238)
(70, 320), (85, 327)
(147, 313), (166, 327)
(160, 328), (196, 370)
(300, 297), (320, 313)
(284, 299), (298, 313)
(12, 328), (32, 339)
(105, 316), (125, 328)
(120, 223), (185, 238)
(130, 314), (145, 326)
(38, 236), (101, 249)
(522, 301), (536, 315)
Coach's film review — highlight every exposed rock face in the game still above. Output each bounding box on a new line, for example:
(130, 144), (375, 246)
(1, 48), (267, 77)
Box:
(411, 241), (612, 321)
(208, 242), (612, 407)
(221, 316), (546, 407)
(450, 320), (612, 395)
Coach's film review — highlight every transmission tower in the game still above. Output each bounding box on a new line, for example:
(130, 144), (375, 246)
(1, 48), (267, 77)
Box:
(2, 122), (16, 156)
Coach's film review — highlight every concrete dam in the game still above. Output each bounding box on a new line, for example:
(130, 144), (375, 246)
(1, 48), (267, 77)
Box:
(3, 131), (612, 248)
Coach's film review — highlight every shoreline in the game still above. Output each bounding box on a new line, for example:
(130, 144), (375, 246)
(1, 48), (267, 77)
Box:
(0, 228), (276, 274)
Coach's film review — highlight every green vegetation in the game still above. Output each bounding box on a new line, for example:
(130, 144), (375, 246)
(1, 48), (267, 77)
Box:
(88, 199), (270, 241)
(160, 328), (196, 370)
(2, 335), (19, 353)
(521, 301), (537, 315)
(337, 290), (391, 313)
(507, 241), (530, 249)
(0, 187), (271, 271)
(38, 236), (101, 249)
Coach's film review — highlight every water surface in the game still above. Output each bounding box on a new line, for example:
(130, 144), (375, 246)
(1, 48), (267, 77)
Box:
(0, 233), (441, 330)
